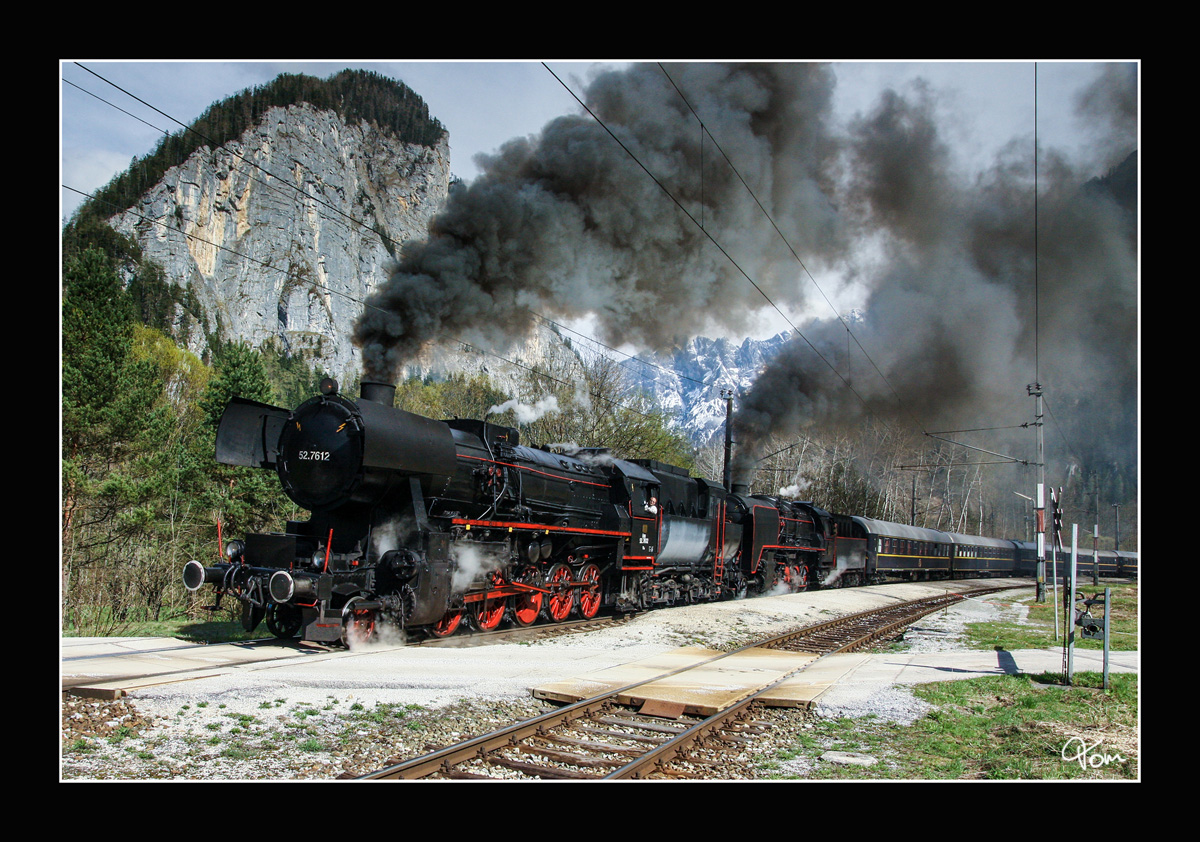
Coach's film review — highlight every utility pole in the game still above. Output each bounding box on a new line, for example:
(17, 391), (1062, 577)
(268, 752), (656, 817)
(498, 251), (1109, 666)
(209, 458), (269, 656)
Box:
(1030, 65), (1044, 603)
(1029, 383), (1046, 603)
(1111, 503), (1121, 551)
(911, 471), (916, 526)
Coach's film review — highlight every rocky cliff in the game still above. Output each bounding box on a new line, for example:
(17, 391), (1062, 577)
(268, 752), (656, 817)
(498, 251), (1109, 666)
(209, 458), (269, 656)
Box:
(110, 101), (450, 382)
(101, 88), (792, 445)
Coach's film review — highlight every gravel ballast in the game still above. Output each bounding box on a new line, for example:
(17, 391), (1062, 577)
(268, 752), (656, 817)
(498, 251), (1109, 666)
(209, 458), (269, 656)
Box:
(60, 582), (1037, 780)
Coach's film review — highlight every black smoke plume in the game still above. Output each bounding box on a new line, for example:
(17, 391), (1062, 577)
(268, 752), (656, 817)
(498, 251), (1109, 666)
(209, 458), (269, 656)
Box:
(353, 63), (848, 380)
(731, 65), (1137, 488)
(352, 62), (1137, 491)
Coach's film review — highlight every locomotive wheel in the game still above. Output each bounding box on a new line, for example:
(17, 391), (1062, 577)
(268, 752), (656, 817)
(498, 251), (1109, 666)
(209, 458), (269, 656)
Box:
(472, 594), (506, 630)
(472, 573), (507, 631)
(577, 563), (602, 619)
(511, 573), (545, 627)
(429, 609), (464, 638)
(795, 564), (808, 591)
(752, 572), (769, 596)
(789, 564), (808, 592)
(728, 571), (748, 600)
(265, 603), (302, 639)
(341, 604), (377, 646)
(545, 563), (574, 622)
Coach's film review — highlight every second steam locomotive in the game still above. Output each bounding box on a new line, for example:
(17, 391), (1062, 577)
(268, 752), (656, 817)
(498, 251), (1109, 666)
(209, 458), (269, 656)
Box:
(184, 380), (1133, 645)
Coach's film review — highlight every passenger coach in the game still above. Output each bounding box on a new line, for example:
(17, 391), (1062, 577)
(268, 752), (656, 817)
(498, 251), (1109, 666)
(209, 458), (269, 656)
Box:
(853, 517), (954, 580)
(945, 532), (1019, 577)
(1013, 542), (1138, 579)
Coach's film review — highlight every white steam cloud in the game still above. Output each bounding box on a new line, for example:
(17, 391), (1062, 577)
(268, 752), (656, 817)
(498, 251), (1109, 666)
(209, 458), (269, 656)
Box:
(487, 395), (560, 423)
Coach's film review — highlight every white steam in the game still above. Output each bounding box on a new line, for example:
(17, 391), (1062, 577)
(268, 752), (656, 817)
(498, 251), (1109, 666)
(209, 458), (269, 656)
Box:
(547, 442), (616, 467)
(487, 395), (560, 424)
(450, 540), (509, 592)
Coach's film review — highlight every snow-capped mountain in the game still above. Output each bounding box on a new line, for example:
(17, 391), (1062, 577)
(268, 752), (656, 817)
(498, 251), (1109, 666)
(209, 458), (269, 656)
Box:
(631, 331), (794, 444)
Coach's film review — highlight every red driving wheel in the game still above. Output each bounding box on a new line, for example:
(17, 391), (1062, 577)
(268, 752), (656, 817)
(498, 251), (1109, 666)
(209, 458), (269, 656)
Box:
(793, 564), (808, 591)
(577, 562), (602, 619)
(512, 573), (544, 627)
(429, 609), (464, 638)
(545, 563), (574, 622)
(472, 573), (507, 631)
(341, 602), (377, 646)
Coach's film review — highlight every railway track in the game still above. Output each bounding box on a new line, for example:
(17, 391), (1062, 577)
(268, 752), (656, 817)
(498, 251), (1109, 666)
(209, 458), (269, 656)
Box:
(412, 613), (631, 647)
(356, 585), (1014, 780)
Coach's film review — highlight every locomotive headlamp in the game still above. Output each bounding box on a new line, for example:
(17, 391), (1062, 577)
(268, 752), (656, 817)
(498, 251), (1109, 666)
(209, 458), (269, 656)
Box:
(319, 377), (339, 396)
(225, 539), (245, 561)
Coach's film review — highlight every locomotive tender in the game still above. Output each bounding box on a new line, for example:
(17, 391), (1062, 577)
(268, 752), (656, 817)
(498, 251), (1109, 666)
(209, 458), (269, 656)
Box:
(183, 380), (1135, 645)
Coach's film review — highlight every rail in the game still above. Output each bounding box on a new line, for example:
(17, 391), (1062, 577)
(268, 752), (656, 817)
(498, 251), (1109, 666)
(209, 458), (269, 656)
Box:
(356, 584), (1016, 780)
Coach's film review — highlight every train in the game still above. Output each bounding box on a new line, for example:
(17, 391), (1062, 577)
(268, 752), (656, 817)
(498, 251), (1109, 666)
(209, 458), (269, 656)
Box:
(183, 379), (1137, 645)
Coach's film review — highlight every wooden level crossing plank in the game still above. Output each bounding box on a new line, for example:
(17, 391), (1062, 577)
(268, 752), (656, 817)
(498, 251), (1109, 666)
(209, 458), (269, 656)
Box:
(532, 646), (821, 716)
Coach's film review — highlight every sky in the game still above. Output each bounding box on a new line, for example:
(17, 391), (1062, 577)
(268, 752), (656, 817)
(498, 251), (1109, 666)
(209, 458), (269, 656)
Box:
(58, 59), (1139, 484)
(59, 59), (1133, 227)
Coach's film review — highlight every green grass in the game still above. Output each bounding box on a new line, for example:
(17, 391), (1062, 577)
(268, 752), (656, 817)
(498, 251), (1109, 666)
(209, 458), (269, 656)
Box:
(346, 701), (427, 725)
(963, 582), (1138, 652)
(759, 582), (1140, 781)
(63, 613), (266, 643)
(761, 671), (1138, 780)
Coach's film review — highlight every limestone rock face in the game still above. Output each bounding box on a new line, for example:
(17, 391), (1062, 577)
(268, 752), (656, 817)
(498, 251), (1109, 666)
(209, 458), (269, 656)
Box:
(111, 102), (450, 382)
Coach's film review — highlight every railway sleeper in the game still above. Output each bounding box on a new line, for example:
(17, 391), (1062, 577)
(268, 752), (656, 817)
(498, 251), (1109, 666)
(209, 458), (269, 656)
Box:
(515, 742), (627, 768)
(483, 753), (605, 779)
(536, 733), (646, 756)
(569, 723), (669, 744)
(590, 713), (688, 735)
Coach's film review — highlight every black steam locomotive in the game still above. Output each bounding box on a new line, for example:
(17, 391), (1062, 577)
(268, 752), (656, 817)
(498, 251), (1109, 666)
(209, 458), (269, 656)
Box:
(183, 380), (1135, 645)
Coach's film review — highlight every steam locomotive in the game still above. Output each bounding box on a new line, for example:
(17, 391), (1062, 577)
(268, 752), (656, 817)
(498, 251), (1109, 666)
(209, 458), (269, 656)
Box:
(183, 380), (1135, 645)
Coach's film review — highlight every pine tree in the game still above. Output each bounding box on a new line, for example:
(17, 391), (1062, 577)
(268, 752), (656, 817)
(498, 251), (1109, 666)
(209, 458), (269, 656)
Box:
(62, 248), (173, 631)
(62, 248), (164, 544)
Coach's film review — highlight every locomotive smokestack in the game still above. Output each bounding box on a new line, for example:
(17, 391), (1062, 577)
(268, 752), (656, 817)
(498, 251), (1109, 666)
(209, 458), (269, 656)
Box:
(360, 381), (397, 407)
